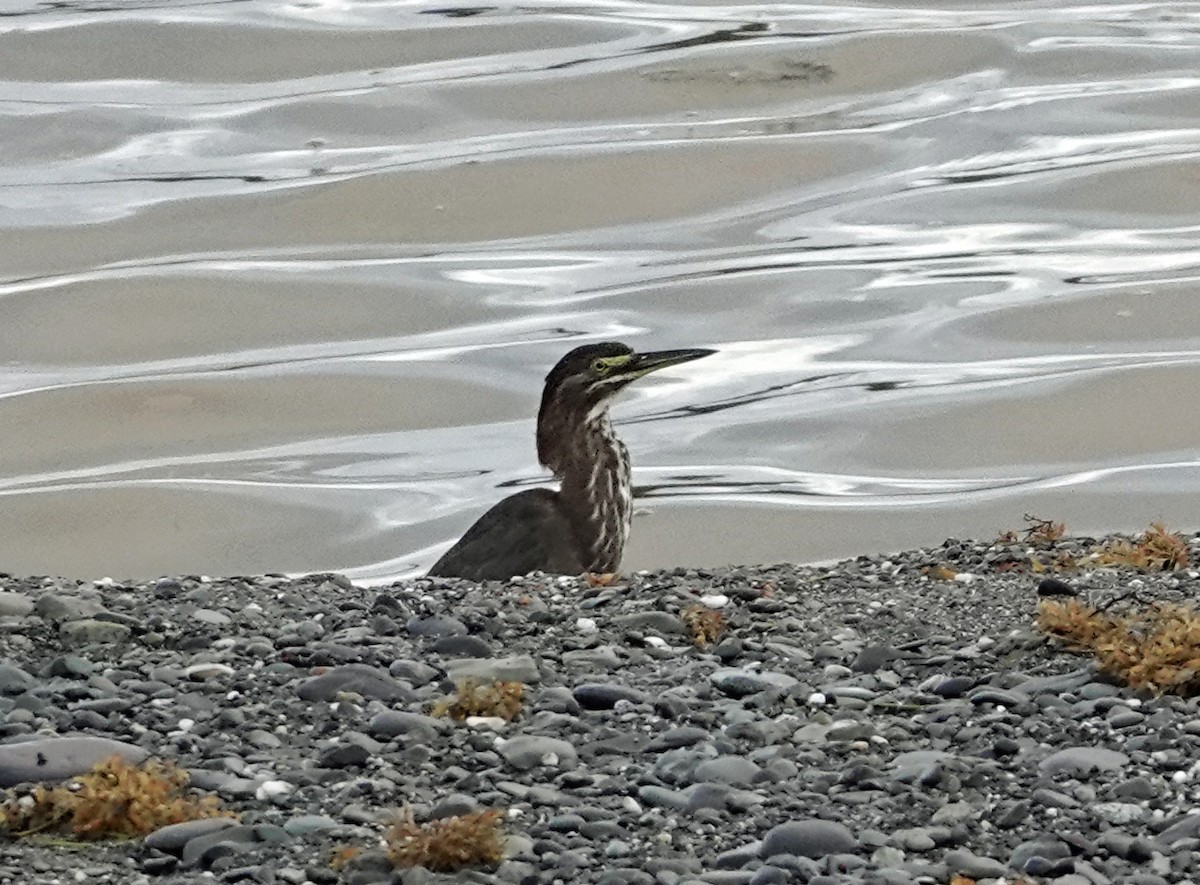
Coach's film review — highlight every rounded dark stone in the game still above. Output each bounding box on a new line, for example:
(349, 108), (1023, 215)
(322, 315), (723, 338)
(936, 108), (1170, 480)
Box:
(760, 820), (859, 859)
(430, 635), (493, 657)
(317, 743), (370, 768)
(0, 736), (150, 788)
(296, 665), (413, 703)
(405, 616), (468, 637)
(572, 683), (648, 709)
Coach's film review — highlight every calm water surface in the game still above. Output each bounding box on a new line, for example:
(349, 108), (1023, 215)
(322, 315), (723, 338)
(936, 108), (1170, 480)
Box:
(1, 1), (1199, 581)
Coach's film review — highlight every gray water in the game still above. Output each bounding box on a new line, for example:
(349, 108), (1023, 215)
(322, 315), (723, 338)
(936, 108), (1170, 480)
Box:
(1, 1), (1198, 582)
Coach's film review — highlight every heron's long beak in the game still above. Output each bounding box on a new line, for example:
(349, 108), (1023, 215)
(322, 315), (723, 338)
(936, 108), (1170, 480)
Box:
(626, 348), (716, 379)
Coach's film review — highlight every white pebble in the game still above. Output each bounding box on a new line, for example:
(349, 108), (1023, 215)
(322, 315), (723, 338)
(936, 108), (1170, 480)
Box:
(185, 663), (235, 680)
(542, 752), (559, 766)
(1173, 770), (1188, 784)
(808, 692), (827, 706)
(255, 780), (295, 801)
(576, 618), (598, 634)
(953, 572), (978, 584)
(622, 796), (642, 813)
(176, 718), (195, 733)
(643, 636), (668, 648)
(699, 594), (729, 608)
(465, 716), (507, 730)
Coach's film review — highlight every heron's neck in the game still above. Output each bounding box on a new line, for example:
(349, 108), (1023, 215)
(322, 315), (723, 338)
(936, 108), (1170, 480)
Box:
(550, 413), (632, 573)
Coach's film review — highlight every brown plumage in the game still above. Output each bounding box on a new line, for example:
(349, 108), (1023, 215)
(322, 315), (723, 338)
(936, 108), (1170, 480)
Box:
(428, 342), (714, 581)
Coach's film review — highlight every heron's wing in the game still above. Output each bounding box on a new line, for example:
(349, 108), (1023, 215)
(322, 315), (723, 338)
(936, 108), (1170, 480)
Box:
(427, 488), (586, 582)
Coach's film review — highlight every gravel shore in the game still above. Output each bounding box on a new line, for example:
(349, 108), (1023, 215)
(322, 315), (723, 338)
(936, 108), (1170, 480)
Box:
(0, 535), (1196, 885)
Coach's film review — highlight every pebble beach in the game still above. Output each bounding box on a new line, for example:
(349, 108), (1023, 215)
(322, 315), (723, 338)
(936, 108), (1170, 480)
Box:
(0, 535), (1196, 885)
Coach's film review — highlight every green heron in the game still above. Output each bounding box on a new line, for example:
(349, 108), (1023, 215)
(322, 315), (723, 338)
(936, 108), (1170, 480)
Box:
(428, 342), (714, 581)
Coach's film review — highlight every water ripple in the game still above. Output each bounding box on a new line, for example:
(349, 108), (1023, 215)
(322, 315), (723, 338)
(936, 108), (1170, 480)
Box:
(1, 0), (1199, 578)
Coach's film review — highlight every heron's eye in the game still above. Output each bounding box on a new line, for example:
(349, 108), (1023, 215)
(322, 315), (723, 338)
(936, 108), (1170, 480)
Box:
(591, 358), (608, 374)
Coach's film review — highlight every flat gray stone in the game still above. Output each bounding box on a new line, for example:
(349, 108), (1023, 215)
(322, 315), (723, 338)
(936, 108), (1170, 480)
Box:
(283, 814), (339, 836)
(713, 842), (762, 870)
(613, 611), (687, 635)
(931, 801), (977, 826)
(1159, 812), (1200, 844)
(431, 635), (493, 657)
(760, 819), (858, 859)
(368, 711), (446, 742)
(35, 595), (103, 622)
(181, 823), (262, 867)
(497, 736), (577, 771)
(1014, 668), (1094, 695)
(144, 817), (239, 853)
(191, 608), (232, 627)
(1039, 746), (1129, 776)
(59, 619), (132, 647)
(405, 615), (467, 637)
(711, 669), (798, 698)
(683, 783), (763, 813)
(562, 646), (624, 670)
(1009, 838), (1071, 871)
(945, 848), (1007, 879)
(0, 736), (151, 787)
(388, 659), (439, 685)
(826, 719), (875, 742)
(637, 784), (689, 811)
(889, 749), (951, 783)
(0, 664), (36, 695)
(0, 592), (34, 617)
(444, 653), (541, 685)
(646, 726), (711, 751)
(693, 755), (761, 786)
(572, 682), (648, 709)
(296, 664), (413, 702)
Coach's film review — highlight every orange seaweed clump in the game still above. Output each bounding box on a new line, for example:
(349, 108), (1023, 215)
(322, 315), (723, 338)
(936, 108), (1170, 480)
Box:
(385, 806), (506, 871)
(682, 605), (725, 647)
(0, 755), (234, 839)
(991, 518), (1191, 575)
(328, 844), (361, 870)
(1039, 597), (1200, 695)
(1093, 522), (1190, 571)
(432, 678), (523, 721)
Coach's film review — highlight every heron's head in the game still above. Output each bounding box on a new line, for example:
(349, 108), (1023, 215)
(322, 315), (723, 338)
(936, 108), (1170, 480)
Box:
(536, 341), (714, 469)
